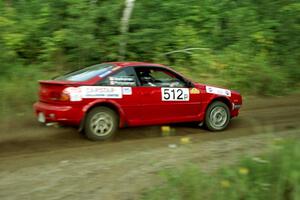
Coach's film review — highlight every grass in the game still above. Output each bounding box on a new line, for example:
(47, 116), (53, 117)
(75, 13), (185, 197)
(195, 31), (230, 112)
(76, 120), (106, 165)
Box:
(0, 67), (55, 120)
(142, 139), (300, 200)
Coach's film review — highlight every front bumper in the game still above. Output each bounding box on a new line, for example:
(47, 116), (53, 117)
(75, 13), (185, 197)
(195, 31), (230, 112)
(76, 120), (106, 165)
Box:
(33, 101), (82, 125)
(233, 104), (242, 110)
(231, 103), (242, 118)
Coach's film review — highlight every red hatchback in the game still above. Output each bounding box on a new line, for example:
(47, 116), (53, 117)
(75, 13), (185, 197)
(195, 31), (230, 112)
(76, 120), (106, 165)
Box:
(34, 62), (242, 140)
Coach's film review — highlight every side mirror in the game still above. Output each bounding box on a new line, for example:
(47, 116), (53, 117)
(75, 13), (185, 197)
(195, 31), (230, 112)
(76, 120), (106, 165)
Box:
(186, 80), (194, 88)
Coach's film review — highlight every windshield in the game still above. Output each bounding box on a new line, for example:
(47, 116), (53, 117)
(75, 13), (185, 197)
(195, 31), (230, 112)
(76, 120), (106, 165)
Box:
(55, 64), (115, 81)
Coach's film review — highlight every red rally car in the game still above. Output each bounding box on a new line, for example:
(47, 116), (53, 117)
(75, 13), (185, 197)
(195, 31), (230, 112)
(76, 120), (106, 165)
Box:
(34, 62), (242, 140)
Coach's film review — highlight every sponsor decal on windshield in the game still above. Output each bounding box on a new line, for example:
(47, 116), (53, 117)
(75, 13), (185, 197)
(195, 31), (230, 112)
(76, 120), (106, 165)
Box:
(109, 76), (136, 86)
(112, 66), (121, 71)
(99, 70), (112, 78)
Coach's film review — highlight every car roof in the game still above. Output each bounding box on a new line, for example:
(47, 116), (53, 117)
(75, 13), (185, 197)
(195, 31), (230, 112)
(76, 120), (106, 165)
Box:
(104, 62), (166, 68)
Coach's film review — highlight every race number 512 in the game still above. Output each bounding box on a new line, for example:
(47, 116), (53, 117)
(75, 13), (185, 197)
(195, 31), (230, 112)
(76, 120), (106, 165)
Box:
(161, 88), (189, 101)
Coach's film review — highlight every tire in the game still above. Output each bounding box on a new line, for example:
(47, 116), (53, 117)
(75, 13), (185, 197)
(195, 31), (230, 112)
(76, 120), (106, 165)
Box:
(84, 107), (118, 141)
(205, 101), (230, 131)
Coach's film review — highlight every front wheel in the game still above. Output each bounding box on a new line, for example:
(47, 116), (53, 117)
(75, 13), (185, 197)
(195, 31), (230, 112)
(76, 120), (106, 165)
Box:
(84, 107), (118, 141)
(205, 101), (230, 131)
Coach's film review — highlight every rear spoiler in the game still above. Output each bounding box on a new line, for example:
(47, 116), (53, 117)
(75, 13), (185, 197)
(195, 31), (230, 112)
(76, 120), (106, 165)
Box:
(38, 80), (82, 86)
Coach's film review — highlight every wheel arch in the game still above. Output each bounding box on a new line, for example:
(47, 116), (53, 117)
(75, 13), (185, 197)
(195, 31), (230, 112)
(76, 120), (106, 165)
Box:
(205, 96), (232, 113)
(79, 100), (126, 132)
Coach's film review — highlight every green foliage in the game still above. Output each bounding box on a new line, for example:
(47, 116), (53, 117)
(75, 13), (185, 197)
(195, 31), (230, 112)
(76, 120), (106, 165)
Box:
(142, 139), (300, 200)
(0, 65), (54, 117)
(0, 0), (299, 96)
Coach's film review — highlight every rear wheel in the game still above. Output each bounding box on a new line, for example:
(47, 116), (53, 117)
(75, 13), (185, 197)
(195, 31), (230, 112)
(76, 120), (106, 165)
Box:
(205, 101), (230, 131)
(84, 107), (118, 141)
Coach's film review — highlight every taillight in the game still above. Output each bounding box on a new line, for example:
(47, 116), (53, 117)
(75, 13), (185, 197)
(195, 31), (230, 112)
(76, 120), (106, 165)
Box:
(49, 91), (70, 101)
(59, 92), (70, 101)
(49, 91), (61, 100)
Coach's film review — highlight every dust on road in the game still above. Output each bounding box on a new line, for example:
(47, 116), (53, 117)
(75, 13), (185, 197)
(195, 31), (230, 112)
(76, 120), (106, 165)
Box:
(0, 94), (299, 200)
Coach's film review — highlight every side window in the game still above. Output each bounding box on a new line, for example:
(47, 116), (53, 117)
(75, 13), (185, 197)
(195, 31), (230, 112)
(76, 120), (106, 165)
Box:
(99, 67), (137, 86)
(135, 67), (186, 87)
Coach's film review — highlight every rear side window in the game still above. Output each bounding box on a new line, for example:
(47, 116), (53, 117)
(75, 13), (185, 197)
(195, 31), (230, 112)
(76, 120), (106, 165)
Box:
(99, 67), (137, 86)
(55, 64), (114, 81)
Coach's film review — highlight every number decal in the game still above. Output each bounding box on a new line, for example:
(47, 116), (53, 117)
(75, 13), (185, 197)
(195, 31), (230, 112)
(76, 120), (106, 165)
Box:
(163, 88), (171, 100)
(161, 88), (189, 101)
(177, 89), (183, 100)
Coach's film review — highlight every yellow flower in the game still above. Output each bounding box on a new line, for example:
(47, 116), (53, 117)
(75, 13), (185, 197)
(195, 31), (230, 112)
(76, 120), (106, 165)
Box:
(161, 126), (171, 137)
(239, 167), (249, 175)
(180, 137), (191, 144)
(220, 180), (231, 188)
(161, 126), (171, 133)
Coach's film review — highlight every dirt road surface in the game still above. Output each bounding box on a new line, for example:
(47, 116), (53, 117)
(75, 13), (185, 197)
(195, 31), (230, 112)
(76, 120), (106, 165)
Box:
(0, 94), (299, 200)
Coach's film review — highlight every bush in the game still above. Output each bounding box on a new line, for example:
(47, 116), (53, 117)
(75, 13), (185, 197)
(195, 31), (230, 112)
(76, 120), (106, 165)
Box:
(0, 65), (55, 117)
(0, 0), (299, 97)
(142, 140), (300, 200)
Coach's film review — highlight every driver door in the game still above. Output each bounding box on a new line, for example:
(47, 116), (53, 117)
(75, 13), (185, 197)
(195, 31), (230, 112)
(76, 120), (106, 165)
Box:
(134, 66), (202, 124)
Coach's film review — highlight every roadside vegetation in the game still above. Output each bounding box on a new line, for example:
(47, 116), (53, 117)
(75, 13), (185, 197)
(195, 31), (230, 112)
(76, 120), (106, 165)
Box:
(0, 0), (299, 116)
(142, 139), (300, 200)
(0, 2), (299, 199)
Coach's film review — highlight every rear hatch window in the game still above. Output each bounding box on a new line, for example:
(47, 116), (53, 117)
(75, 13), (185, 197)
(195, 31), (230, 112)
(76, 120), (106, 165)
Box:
(55, 64), (115, 82)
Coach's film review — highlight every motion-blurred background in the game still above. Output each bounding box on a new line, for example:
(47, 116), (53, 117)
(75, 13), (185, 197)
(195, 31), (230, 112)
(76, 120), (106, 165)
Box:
(0, 0), (299, 117)
(0, 1), (300, 200)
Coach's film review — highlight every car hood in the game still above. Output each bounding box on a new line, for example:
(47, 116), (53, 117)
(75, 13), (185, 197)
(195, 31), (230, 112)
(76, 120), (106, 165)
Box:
(193, 82), (242, 104)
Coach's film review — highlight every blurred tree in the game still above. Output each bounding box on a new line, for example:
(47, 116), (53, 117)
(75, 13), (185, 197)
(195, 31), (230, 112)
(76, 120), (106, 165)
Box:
(119, 0), (136, 60)
(0, 0), (299, 94)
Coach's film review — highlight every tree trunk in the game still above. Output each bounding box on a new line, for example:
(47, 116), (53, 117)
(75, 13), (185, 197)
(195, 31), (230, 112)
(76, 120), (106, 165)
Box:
(119, 0), (135, 60)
